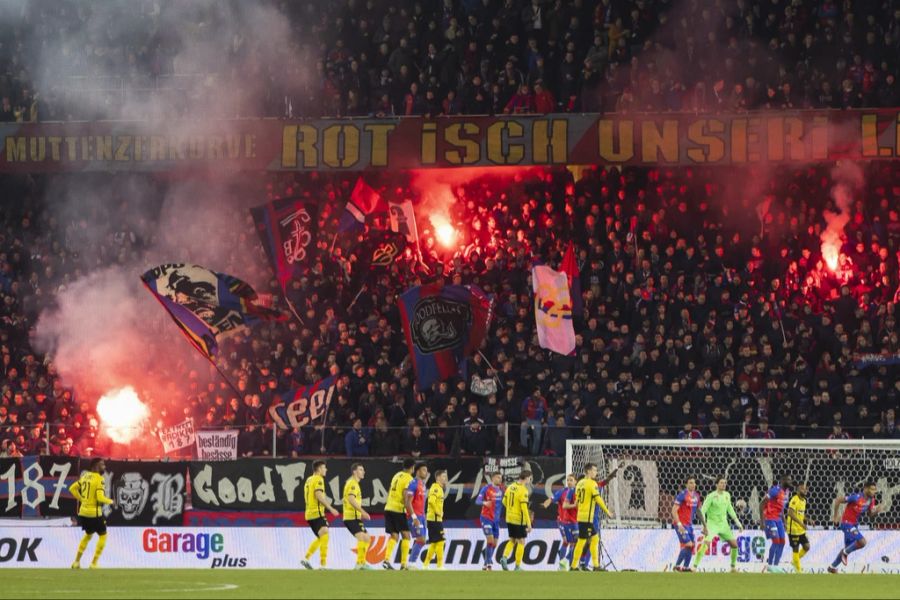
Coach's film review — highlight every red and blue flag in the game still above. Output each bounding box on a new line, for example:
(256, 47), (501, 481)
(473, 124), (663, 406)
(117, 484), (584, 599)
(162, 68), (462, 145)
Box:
(251, 198), (319, 292)
(398, 284), (493, 390)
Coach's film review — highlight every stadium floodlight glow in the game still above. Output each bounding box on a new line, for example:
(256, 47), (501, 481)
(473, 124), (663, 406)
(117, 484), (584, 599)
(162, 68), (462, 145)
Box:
(96, 386), (150, 444)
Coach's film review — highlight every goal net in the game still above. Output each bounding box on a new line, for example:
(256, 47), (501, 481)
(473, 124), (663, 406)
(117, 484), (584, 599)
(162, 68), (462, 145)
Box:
(565, 439), (900, 529)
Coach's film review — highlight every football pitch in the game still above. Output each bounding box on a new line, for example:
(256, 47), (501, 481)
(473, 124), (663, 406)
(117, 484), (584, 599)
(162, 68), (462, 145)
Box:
(3, 570), (900, 599)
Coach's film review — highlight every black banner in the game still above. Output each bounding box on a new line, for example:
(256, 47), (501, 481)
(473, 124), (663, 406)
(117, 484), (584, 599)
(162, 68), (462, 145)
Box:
(104, 460), (187, 526)
(189, 458), (488, 518)
(0, 456), (186, 525)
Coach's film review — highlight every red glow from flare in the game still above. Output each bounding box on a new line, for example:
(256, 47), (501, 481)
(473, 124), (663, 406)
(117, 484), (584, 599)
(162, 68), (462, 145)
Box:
(432, 215), (457, 247)
(96, 386), (150, 444)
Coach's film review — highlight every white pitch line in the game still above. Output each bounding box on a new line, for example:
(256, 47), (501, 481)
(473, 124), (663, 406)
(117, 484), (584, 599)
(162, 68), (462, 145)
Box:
(11, 583), (239, 595)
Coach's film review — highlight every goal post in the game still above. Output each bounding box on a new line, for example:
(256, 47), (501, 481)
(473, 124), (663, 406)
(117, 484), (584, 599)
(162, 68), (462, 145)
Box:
(565, 439), (900, 530)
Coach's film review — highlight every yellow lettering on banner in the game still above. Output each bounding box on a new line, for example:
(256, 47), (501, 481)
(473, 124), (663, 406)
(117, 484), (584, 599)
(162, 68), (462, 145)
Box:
(487, 121), (524, 164)
(64, 137), (77, 160)
(115, 136), (131, 161)
(641, 119), (678, 163)
(598, 120), (634, 162)
(48, 136), (61, 161)
(444, 123), (480, 164)
(533, 119), (568, 164)
(295, 125), (318, 168)
(208, 136), (223, 160)
(421, 122), (437, 165)
(811, 117), (828, 160)
(186, 136), (203, 159)
(895, 113), (900, 157)
(323, 124), (360, 168)
(731, 119), (747, 162)
(784, 117), (805, 160)
(860, 114), (878, 157)
(134, 136), (144, 161)
(686, 119), (725, 163)
(226, 135), (242, 159)
(281, 125), (298, 167)
(5, 137), (25, 162)
(169, 137), (185, 160)
(29, 137), (46, 161)
(149, 136), (166, 160)
(96, 136), (112, 161)
(766, 117), (785, 161)
(80, 136), (91, 161)
(245, 134), (256, 158)
(364, 123), (396, 167)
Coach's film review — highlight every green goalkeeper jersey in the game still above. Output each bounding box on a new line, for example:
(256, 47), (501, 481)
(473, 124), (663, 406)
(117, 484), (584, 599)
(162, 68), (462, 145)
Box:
(701, 490), (740, 527)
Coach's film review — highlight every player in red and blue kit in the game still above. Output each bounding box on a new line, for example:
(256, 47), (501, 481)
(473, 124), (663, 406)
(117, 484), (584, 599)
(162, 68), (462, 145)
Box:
(475, 472), (504, 570)
(671, 475), (705, 572)
(828, 480), (882, 573)
(760, 474), (792, 573)
(405, 462), (429, 568)
(541, 473), (578, 570)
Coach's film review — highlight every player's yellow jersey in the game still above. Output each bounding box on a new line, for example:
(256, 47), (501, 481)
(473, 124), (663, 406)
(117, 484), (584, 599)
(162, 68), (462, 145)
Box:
(427, 483), (444, 522)
(304, 474), (326, 519)
(503, 481), (531, 526)
(68, 471), (113, 518)
(385, 471), (413, 513)
(787, 494), (807, 535)
(343, 478), (363, 521)
(575, 477), (603, 522)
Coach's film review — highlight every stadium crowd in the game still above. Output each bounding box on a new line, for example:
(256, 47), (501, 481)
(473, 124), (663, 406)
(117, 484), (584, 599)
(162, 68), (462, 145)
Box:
(1, 161), (899, 459)
(0, 0), (899, 120)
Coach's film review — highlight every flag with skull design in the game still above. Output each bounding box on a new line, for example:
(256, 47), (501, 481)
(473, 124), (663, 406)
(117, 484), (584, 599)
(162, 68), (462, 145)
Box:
(251, 198), (320, 292)
(398, 283), (493, 390)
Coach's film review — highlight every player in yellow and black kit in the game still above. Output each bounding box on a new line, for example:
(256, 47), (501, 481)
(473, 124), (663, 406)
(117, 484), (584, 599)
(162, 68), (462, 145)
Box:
(571, 463), (611, 571)
(382, 458), (416, 570)
(787, 482), (813, 573)
(69, 458), (114, 569)
(301, 460), (340, 570)
(423, 469), (448, 570)
(343, 463), (374, 570)
(500, 469), (533, 571)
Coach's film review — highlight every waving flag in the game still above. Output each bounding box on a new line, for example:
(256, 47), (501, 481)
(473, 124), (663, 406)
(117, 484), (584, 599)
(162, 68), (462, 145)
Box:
(339, 177), (385, 233)
(533, 265), (576, 355)
(141, 264), (285, 359)
(251, 198), (319, 292)
(399, 284), (493, 390)
(269, 376), (338, 429)
(561, 241), (583, 318)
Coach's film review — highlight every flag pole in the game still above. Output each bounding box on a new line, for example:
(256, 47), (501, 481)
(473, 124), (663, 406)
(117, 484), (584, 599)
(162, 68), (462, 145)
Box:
(284, 297), (306, 326)
(209, 358), (244, 400)
(477, 350), (504, 390)
(347, 283), (367, 312)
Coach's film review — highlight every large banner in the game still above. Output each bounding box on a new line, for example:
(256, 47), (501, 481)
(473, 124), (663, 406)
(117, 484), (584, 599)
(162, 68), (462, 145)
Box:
(187, 457), (487, 515)
(0, 457), (186, 525)
(1, 110), (897, 172)
(2, 525), (899, 572)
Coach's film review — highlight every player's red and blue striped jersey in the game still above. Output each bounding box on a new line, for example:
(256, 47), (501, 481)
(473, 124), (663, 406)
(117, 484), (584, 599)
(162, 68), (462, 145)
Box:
(406, 478), (426, 517)
(476, 484), (503, 523)
(674, 489), (701, 525)
(763, 485), (788, 520)
(841, 493), (876, 526)
(552, 487), (577, 524)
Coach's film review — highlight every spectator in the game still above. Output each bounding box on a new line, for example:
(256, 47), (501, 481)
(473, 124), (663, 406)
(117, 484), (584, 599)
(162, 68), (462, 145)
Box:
(345, 418), (370, 457)
(533, 81), (556, 113)
(520, 392), (548, 455)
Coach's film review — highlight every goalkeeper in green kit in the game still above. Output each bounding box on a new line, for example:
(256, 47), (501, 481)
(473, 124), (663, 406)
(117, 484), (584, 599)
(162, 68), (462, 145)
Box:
(692, 476), (743, 572)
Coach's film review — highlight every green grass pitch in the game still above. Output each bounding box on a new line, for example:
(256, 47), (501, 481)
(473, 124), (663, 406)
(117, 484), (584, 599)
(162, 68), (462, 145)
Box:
(4, 570), (900, 599)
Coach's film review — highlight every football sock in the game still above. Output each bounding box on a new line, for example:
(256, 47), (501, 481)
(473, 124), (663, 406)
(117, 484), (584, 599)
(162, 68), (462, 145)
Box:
(590, 535), (600, 568)
(409, 541), (423, 564)
(305, 536), (321, 560)
(792, 551), (802, 572)
(356, 540), (369, 565)
(514, 542), (525, 567)
(730, 546), (738, 567)
(384, 537), (397, 563)
(91, 533), (107, 566)
(318, 532), (328, 567)
(693, 542), (708, 567)
(75, 533), (91, 563)
(400, 538), (410, 567)
(423, 544), (435, 567)
(435, 541), (445, 568)
(571, 538), (586, 566)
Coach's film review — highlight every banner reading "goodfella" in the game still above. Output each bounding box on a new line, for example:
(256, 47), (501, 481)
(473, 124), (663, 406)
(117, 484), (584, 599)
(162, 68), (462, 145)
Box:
(0, 110), (898, 172)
